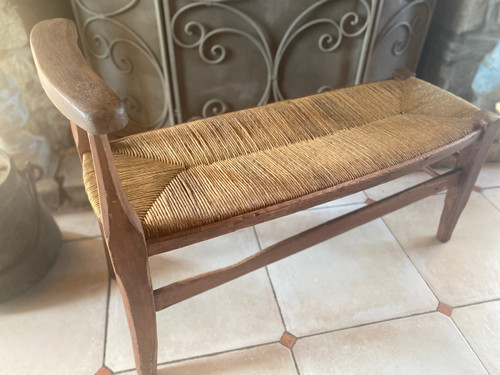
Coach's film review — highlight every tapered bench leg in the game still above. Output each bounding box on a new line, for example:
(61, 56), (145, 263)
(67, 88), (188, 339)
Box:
(437, 115), (499, 242)
(87, 134), (158, 375)
(109, 235), (158, 375)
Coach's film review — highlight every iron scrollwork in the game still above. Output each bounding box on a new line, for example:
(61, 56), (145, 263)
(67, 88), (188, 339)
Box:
(272, 0), (371, 101)
(72, 0), (170, 130)
(171, 0), (374, 119)
(171, 0), (274, 120)
(188, 99), (229, 121)
(373, 0), (433, 56)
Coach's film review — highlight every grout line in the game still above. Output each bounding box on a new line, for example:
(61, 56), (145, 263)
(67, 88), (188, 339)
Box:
(299, 310), (436, 341)
(380, 216), (441, 305)
(480, 185), (500, 191)
(251, 226), (288, 331)
(290, 348), (301, 375)
(102, 274), (112, 369)
(452, 297), (500, 310)
(112, 341), (279, 374)
(481, 190), (500, 213)
(450, 316), (492, 375)
(264, 266), (288, 329)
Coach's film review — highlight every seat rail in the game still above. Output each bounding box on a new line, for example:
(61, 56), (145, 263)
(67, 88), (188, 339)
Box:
(146, 129), (481, 255)
(153, 169), (462, 311)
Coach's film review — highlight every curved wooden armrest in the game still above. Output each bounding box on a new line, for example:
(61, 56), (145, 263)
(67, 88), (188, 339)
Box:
(30, 18), (128, 135)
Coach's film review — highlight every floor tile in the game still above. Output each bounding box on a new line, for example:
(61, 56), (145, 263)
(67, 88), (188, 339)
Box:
(0, 238), (108, 375)
(483, 187), (500, 210)
(310, 191), (367, 209)
(453, 300), (500, 374)
(120, 344), (297, 375)
(475, 162), (500, 189)
(254, 206), (437, 337)
(105, 228), (284, 372)
(364, 171), (431, 201)
(54, 210), (101, 240)
(383, 192), (500, 306)
(293, 313), (488, 375)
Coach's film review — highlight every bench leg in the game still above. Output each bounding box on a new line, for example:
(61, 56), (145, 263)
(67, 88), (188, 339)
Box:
(437, 119), (499, 242)
(108, 236), (158, 375)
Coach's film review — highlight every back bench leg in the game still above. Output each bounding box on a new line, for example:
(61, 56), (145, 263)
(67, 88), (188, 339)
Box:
(437, 115), (499, 242)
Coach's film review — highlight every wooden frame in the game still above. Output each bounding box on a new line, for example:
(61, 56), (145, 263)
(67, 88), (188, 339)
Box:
(31, 19), (499, 375)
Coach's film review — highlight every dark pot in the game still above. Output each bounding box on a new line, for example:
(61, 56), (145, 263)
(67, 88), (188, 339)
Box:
(0, 150), (61, 303)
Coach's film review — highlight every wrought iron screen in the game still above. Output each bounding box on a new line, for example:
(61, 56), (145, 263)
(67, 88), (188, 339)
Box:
(165, 0), (375, 122)
(71, 0), (435, 134)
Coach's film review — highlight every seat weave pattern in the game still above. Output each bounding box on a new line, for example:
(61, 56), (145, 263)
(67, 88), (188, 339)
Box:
(82, 77), (478, 240)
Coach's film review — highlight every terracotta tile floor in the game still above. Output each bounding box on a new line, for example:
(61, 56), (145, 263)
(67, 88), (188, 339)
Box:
(1, 163), (500, 375)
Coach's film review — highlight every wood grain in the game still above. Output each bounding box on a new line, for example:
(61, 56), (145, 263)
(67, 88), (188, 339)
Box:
(30, 19), (128, 135)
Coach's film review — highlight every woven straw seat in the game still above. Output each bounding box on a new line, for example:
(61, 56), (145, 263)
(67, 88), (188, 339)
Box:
(82, 77), (478, 240)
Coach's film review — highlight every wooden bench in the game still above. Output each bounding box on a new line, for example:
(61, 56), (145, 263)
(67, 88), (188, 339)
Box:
(30, 18), (499, 375)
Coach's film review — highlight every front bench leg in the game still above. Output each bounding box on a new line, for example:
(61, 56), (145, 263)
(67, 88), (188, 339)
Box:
(89, 134), (158, 375)
(437, 112), (499, 242)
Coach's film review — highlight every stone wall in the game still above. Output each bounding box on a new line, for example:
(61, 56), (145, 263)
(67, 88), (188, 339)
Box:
(0, 0), (74, 153)
(418, 0), (500, 161)
(0, 0), (76, 209)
